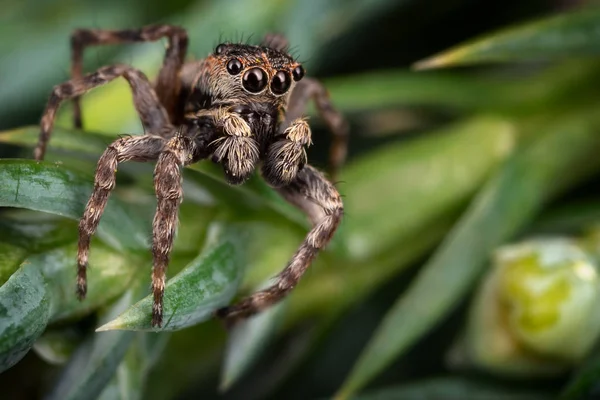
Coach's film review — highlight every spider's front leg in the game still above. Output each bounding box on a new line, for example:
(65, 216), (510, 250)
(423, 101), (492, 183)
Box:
(151, 132), (203, 327)
(77, 135), (166, 298)
(216, 165), (343, 324)
(285, 78), (349, 180)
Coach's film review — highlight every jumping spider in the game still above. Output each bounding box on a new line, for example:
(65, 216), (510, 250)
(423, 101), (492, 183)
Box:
(35, 25), (347, 328)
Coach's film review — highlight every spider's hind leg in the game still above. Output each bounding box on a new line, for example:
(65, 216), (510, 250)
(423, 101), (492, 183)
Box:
(216, 165), (343, 324)
(36, 64), (172, 160)
(71, 25), (188, 127)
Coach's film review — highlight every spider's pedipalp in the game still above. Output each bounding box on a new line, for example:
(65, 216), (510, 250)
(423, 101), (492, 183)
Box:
(78, 135), (166, 299)
(151, 133), (200, 327)
(262, 118), (311, 187)
(36, 64), (172, 160)
(205, 108), (260, 184)
(71, 25), (188, 127)
(216, 164), (343, 324)
(284, 77), (349, 181)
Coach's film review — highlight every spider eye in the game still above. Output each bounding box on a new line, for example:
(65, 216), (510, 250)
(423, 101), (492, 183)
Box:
(292, 65), (305, 81)
(271, 70), (291, 95)
(227, 59), (243, 75)
(242, 68), (267, 93)
(215, 44), (226, 55)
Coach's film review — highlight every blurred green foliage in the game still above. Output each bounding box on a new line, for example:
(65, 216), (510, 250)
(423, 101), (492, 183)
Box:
(3, 0), (600, 399)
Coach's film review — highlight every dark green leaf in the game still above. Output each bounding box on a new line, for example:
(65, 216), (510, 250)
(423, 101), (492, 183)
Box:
(47, 288), (140, 400)
(32, 327), (84, 366)
(415, 8), (600, 69)
(0, 228), (138, 372)
(351, 377), (550, 400)
(0, 263), (50, 372)
(0, 160), (150, 252)
(220, 289), (286, 391)
(97, 333), (171, 400)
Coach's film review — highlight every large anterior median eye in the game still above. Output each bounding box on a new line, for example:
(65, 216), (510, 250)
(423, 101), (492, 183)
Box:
(242, 68), (267, 93)
(270, 70), (291, 95)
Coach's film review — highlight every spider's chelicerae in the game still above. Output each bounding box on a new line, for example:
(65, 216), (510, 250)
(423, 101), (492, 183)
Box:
(35, 25), (347, 328)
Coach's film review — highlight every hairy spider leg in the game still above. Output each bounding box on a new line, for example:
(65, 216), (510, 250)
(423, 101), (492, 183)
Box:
(78, 135), (166, 299)
(216, 165), (343, 324)
(151, 133), (202, 327)
(71, 25), (188, 127)
(36, 64), (173, 160)
(283, 78), (349, 181)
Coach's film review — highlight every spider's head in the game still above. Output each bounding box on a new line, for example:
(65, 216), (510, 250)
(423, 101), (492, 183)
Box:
(204, 42), (305, 104)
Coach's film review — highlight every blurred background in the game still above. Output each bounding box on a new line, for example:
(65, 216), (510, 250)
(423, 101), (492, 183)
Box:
(3, 0), (600, 399)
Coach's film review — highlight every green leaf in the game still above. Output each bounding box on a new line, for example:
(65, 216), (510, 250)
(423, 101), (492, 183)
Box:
(415, 7), (600, 69)
(351, 377), (550, 400)
(46, 287), (140, 400)
(0, 159), (150, 252)
(336, 106), (600, 398)
(0, 262), (50, 372)
(98, 221), (247, 332)
(560, 341), (600, 400)
(97, 333), (171, 400)
(341, 116), (515, 261)
(33, 327), (84, 365)
(0, 125), (112, 155)
(0, 220), (139, 373)
(220, 289), (286, 391)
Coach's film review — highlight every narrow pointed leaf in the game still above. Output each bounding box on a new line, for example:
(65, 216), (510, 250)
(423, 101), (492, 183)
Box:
(0, 219), (139, 372)
(97, 332), (171, 400)
(415, 8), (600, 69)
(98, 222), (247, 331)
(47, 287), (140, 400)
(220, 295), (286, 391)
(0, 125), (111, 155)
(341, 116), (515, 260)
(560, 340), (600, 400)
(0, 160), (150, 251)
(33, 327), (84, 366)
(336, 107), (600, 398)
(0, 263), (50, 372)
(352, 378), (550, 400)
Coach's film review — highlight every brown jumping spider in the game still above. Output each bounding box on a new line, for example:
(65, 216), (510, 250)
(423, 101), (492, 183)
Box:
(35, 25), (347, 328)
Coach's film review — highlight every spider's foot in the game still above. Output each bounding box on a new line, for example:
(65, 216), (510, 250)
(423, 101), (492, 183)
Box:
(152, 303), (163, 328)
(76, 285), (87, 301)
(76, 267), (87, 300)
(214, 305), (246, 330)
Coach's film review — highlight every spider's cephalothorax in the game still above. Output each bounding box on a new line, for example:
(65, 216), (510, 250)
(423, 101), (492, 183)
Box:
(182, 41), (310, 186)
(35, 25), (348, 328)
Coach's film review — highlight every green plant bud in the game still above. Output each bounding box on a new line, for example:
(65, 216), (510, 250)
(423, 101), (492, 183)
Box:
(462, 237), (600, 377)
